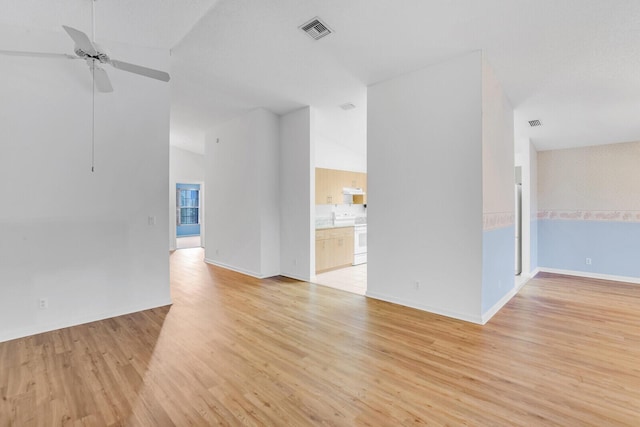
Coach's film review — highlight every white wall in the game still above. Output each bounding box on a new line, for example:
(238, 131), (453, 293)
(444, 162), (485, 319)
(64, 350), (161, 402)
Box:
(259, 112), (281, 277)
(280, 107), (315, 280)
(314, 96), (367, 173)
(481, 58), (515, 216)
(0, 37), (171, 342)
(367, 52), (484, 322)
(204, 109), (280, 278)
(537, 141), (640, 211)
(480, 56), (515, 318)
(315, 134), (366, 172)
(169, 146), (205, 250)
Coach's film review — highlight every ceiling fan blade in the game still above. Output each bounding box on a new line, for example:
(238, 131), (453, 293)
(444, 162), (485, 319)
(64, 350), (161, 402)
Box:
(62, 25), (97, 56)
(92, 66), (113, 93)
(110, 59), (171, 82)
(0, 50), (78, 59)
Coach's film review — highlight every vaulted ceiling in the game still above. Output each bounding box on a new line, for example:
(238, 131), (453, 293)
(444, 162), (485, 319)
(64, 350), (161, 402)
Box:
(3, 0), (640, 154)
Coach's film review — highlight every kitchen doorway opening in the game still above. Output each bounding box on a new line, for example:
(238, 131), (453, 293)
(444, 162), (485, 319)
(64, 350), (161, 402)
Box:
(313, 263), (367, 295)
(176, 183), (202, 250)
(312, 168), (368, 295)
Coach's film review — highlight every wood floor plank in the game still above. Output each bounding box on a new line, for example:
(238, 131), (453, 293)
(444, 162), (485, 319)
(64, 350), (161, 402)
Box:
(1, 249), (639, 426)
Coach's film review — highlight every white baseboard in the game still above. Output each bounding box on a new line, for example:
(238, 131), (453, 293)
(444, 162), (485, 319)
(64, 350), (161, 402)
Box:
(481, 288), (517, 324)
(281, 272), (310, 282)
(481, 270), (542, 324)
(516, 268), (539, 291)
(0, 297), (173, 344)
(204, 258), (273, 279)
(365, 291), (483, 324)
(537, 267), (640, 284)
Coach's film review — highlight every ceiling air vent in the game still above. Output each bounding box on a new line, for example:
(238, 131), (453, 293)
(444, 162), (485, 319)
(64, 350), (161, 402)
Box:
(528, 119), (542, 127)
(340, 103), (356, 111)
(299, 17), (333, 40)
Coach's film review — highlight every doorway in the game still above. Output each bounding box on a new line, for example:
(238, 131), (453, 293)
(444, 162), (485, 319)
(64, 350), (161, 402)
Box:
(312, 169), (368, 295)
(176, 183), (202, 249)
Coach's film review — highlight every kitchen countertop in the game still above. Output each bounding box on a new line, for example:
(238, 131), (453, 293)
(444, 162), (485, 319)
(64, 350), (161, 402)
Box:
(315, 216), (366, 230)
(315, 224), (355, 230)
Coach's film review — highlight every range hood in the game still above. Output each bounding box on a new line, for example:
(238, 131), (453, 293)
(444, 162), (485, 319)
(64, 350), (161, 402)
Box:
(342, 187), (365, 195)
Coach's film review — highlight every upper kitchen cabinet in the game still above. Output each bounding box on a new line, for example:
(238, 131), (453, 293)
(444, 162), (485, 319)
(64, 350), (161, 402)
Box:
(315, 168), (367, 205)
(353, 172), (367, 204)
(315, 168), (329, 204)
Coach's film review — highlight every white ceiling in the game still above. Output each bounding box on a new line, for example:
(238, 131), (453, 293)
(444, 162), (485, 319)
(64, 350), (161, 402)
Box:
(3, 0), (640, 154)
(0, 0), (220, 49)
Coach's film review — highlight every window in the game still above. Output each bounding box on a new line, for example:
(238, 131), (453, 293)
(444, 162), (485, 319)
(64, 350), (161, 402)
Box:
(178, 189), (199, 225)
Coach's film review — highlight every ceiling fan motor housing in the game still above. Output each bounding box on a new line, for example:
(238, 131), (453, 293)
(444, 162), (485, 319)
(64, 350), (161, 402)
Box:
(74, 46), (109, 64)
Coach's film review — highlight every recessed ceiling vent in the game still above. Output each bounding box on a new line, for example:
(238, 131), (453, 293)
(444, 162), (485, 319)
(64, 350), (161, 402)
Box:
(528, 119), (543, 127)
(340, 103), (356, 111)
(300, 17), (333, 40)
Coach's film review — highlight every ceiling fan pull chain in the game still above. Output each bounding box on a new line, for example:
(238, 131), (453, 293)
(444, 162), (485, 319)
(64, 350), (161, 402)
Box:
(92, 0), (96, 42)
(91, 0), (97, 173)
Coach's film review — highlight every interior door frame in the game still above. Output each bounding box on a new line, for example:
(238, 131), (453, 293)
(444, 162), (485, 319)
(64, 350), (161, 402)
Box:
(172, 181), (205, 250)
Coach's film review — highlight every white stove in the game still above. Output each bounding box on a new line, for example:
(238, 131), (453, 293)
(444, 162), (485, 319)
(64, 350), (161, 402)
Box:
(333, 212), (356, 227)
(353, 223), (367, 265)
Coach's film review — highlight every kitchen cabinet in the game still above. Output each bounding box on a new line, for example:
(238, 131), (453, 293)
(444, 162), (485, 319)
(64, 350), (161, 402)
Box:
(315, 168), (329, 204)
(315, 168), (367, 205)
(353, 171), (367, 204)
(327, 169), (345, 204)
(315, 227), (354, 273)
(315, 233), (331, 272)
(315, 168), (342, 204)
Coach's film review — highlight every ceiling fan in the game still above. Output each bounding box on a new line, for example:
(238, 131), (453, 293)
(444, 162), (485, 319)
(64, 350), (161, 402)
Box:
(0, 0), (171, 172)
(0, 24), (170, 92)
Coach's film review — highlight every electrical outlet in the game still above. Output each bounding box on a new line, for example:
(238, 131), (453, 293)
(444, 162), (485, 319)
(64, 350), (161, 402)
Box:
(586, 258), (592, 265)
(38, 298), (48, 309)
(148, 216), (156, 226)
(414, 280), (420, 290)
(215, 249), (219, 256)
(293, 259), (297, 266)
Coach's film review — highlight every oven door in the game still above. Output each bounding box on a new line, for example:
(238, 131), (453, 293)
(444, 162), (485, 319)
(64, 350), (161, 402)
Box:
(353, 225), (367, 265)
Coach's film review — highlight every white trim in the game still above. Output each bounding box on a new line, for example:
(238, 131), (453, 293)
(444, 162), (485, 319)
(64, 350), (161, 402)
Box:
(204, 258), (273, 279)
(0, 298), (173, 344)
(171, 180), (205, 253)
(515, 267), (539, 291)
(481, 271), (538, 324)
(537, 267), (640, 285)
(530, 267), (541, 279)
(281, 272), (310, 282)
(481, 288), (517, 324)
(365, 291), (483, 324)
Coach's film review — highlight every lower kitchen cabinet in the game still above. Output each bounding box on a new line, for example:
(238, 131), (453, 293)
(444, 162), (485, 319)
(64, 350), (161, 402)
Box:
(315, 227), (354, 274)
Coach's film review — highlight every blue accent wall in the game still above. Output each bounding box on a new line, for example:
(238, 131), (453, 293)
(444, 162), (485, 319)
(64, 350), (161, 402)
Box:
(482, 225), (515, 313)
(538, 220), (640, 278)
(177, 183), (201, 237)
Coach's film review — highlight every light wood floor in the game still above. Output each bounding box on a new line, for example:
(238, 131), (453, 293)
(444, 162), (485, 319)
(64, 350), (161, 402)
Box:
(1, 249), (639, 426)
